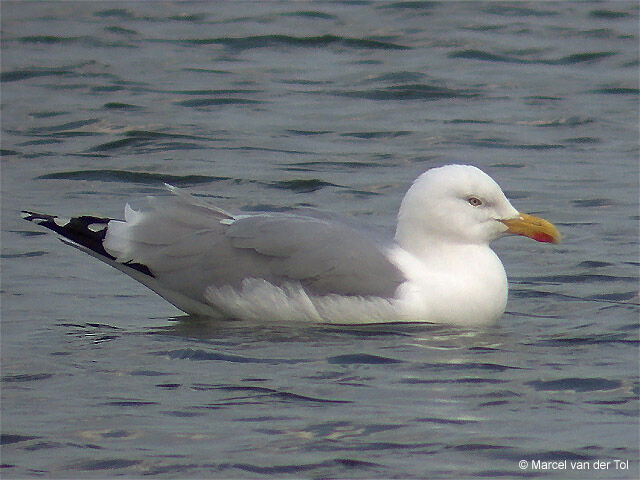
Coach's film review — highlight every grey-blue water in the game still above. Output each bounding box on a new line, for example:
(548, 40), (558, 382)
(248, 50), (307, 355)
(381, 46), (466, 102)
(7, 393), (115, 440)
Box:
(1, 1), (638, 479)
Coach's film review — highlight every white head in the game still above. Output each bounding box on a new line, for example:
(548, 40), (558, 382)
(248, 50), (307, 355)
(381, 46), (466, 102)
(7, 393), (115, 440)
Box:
(395, 165), (560, 253)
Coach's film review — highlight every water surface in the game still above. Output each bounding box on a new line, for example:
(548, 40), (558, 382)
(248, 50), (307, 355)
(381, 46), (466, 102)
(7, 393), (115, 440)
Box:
(2, 1), (638, 478)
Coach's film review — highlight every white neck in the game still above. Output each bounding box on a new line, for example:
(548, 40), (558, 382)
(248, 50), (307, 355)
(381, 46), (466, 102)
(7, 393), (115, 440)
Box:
(395, 217), (465, 260)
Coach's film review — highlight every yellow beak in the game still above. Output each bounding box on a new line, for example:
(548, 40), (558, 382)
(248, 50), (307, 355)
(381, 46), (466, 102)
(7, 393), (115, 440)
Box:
(500, 213), (561, 244)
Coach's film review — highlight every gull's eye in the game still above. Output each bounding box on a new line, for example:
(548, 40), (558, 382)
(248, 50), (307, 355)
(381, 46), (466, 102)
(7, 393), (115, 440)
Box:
(467, 197), (483, 207)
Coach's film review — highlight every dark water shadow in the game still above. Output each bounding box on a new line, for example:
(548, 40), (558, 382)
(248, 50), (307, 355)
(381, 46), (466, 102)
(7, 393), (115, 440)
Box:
(144, 314), (507, 346)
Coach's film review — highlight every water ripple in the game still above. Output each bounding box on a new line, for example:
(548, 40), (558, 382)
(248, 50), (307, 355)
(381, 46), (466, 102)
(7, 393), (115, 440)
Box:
(339, 84), (479, 100)
(449, 49), (616, 65)
(268, 179), (339, 193)
(1, 67), (75, 82)
(327, 353), (403, 365)
(526, 378), (624, 392)
(515, 273), (635, 284)
(590, 86), (639, 95)
(18, 35), (134, 48)
(220, 458), (381, 475)
(155, 348), (306, 364)
(36, 170), (227, 186)
(176, 98), (262, 107)
(2, 373), (53, 383)
(83, 130), (215, 152)
(418, 362), (524, 372)
(66, 458), (141, 471)
(589, 9), (633, 19)
(0, 434), (40, 445)
(177, 34), (409, 50)
(192, 384), (351, 404)
(531, 334), (637, 347)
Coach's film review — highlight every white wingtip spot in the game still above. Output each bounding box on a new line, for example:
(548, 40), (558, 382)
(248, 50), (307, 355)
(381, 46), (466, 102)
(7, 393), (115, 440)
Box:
(53, 217), (71, 227)
(123, 203), (143, 224)
(88, 223), (107, 232)
(164, 183), (178, 193)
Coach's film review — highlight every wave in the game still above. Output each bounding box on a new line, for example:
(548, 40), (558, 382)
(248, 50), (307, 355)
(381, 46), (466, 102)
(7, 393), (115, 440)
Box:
(36, 169), (227, 186)
(526, 377), (623, 392)
(339, 84), (479, 101)
(449, 49), (616, 65)
(178, 34), (409, 50)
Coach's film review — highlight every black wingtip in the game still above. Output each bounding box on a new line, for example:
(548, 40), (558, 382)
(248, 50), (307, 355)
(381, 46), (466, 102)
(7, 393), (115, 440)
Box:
(22, 210), (110, 252)
(22, 209), (155, 278)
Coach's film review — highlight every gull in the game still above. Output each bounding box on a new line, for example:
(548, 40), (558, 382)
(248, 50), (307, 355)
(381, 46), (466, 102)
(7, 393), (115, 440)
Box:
(22, 164), (560, 325)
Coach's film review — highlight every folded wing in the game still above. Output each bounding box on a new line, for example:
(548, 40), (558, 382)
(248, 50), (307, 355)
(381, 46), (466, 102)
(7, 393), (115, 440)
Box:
(97, 188), (405, 314)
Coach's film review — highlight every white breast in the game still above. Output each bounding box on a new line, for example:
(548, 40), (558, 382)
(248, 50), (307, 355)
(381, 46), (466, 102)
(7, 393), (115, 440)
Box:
(387, 244), (508, 325)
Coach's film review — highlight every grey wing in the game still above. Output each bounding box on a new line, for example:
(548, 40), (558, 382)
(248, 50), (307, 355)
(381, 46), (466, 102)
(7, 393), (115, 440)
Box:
(224, 214), (405, 297)
(103, 189), (404, 308)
